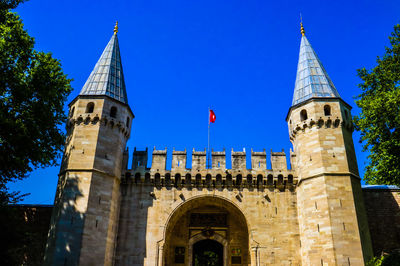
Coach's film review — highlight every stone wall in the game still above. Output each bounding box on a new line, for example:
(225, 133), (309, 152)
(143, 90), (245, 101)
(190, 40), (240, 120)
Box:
(115, 185), (301, 265)
(114, 148), (300, 265)
(363, 188), (400, 256)
(7, 185), (400, 265)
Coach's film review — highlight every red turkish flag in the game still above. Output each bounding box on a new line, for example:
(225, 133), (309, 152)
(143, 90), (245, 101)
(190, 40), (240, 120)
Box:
(209, 110), (216, 123)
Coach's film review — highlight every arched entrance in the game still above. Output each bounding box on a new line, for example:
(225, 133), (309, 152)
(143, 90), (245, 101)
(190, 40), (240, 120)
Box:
(162, 196), (249, 266)
(193, 240), (223, 266)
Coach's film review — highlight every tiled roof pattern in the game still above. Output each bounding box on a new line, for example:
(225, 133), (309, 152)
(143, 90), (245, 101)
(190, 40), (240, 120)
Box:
(80, 34), (128, 104)
(292, 35), (340, 106)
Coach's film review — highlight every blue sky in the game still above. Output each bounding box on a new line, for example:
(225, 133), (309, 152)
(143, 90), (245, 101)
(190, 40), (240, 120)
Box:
(8, 0), (400, 204)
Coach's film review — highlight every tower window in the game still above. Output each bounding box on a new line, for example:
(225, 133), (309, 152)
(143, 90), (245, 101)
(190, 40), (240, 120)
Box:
(236, 175), (242, 186)
(278, 174), (283, 185)
(300, 109), (308, 121)
(185, 174), (192, 185)
(226, 174), (232, 185)
(126, 117), (130, 127)
(216, 174), (222, 185)
(324, 105), (331, 116)
(174, 173), (181, 187)
(195, 174), (202, 186)
(135, 173), (141, 184)
(110, 106), (117, 118)
(155, 173), (161, 185)
(206, 174), (212, 186)
(145, 173), (150, 183)
(86, 102), (94, 113)
(288, 174), (293, 184)
(267, 175), (273, 186)
(165, 173), (171, 186)
(247, 174), (252, 185)
(257, 175), (263, 186)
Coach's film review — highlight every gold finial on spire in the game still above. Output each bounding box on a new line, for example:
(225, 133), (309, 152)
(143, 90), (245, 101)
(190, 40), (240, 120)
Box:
(114, 21), (119, 34)
(300, 13), (305, 36)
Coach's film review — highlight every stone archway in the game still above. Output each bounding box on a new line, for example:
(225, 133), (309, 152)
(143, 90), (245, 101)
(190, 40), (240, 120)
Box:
(161, 196), (249, 266)
(188, 233), (228, 266)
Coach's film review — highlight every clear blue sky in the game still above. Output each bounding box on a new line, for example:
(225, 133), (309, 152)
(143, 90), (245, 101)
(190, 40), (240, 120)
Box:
(8, 0), (400, 204)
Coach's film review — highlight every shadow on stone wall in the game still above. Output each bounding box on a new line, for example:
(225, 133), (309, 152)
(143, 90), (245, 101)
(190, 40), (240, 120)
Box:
(44, 175), (85, 265)
(363, 189), (400, 256)
(114, 176), (154, 265)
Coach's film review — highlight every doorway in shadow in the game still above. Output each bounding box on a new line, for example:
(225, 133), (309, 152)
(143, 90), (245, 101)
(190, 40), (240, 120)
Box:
(193, 239), (223, 266)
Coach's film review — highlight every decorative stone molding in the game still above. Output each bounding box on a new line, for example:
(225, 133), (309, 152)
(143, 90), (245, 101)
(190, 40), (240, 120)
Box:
(289, 116), (354, 141)
(66, 113), (130, 137)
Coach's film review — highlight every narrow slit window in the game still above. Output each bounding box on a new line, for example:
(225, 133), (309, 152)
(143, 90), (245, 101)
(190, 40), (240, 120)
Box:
(300, 109), (308, 121)
(324, 105), (331, 116)
(86, 102), (94, 113)
(110, 106), (117, 118)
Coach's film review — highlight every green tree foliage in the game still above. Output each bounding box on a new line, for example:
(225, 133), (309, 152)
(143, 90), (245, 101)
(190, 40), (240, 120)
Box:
(0, 0), (25, 10)
(0, 2), (72, 204)
(366, 253), (400, 266)
(354, 24), (400, 186)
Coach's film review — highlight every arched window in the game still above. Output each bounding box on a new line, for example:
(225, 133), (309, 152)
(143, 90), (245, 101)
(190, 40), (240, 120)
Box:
(185, 174), (192, 186)
(69, 107), (75, 117)
(110, 106), (117, 118)
(278, 174), (283, 185)
(257, 175), (263, 187)
(216, 174), (222, 186)
(247, 174), (253, 186)
(144, 173), (150, 183)
(86, 102), (94, 113)
(165, 173), (171, 186)
(300, 109), (308, 121)
(195, 174), (202, 186)
(288, 174), (293, 184)
(126, 117), (130, 127)
(206, 174), (212, 187)
(267, 174), (273, 186)
(174, 173), (181, 187)
(226, 174), (233, 186)
(134, 173), (141, 184)
(236, 175), (242, 186)
(324, 105), (331, 116)
(155, 173), (161, 185)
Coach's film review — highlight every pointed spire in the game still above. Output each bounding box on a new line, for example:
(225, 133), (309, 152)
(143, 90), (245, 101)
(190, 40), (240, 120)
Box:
(292, 26), (340, 106)
(114, 21), (118, 34)
(80, 23), (128, 104)
(300, 13), (305, 36)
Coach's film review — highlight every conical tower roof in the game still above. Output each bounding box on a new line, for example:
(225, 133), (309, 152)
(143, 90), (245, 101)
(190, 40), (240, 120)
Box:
(80, 24), (128, 104)
(292, 25), (340, 106)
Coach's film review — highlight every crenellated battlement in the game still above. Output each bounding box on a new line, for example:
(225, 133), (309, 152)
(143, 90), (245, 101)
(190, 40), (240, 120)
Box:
(123, 147), (297, 190)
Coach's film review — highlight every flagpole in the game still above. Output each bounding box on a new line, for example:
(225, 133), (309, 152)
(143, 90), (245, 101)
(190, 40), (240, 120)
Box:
(207, 107), (210, 168)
